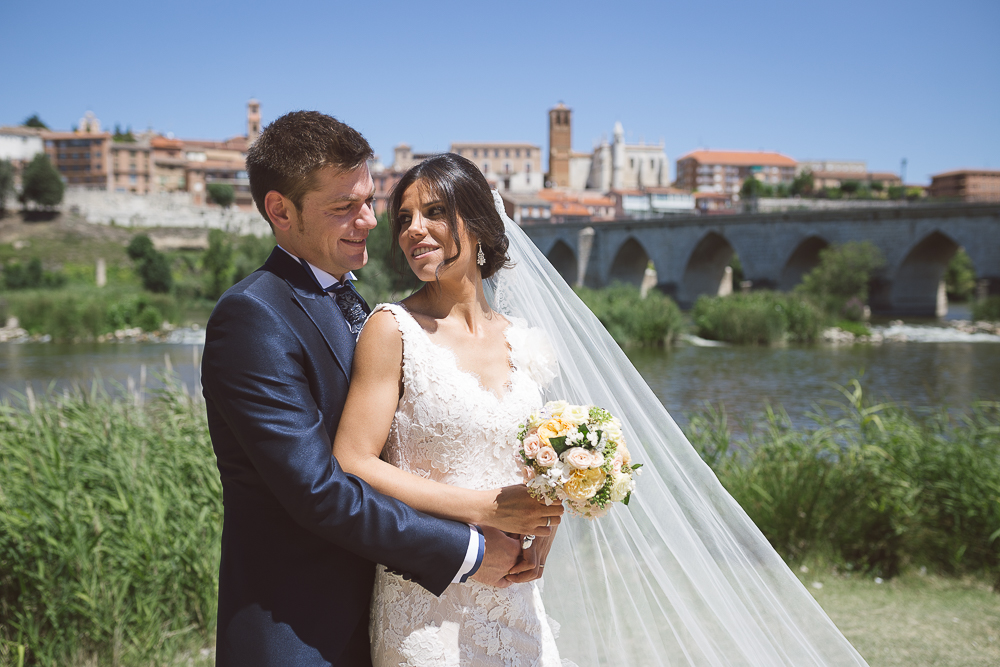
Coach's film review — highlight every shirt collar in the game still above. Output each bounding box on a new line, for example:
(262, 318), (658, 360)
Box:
(277, 245), (356, 290)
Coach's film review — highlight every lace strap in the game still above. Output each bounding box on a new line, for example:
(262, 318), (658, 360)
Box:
(368, 303), (431, 374)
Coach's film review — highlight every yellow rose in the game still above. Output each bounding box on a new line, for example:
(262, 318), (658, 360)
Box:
(563, 468), (606, 501)
(537, 418), (573, 446)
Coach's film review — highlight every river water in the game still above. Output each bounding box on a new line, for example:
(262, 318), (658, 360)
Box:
(2, 324), (998, 429)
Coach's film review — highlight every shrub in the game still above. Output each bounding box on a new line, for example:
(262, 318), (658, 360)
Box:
(3, 257), (67, 289)
(126, 234), (174, 293)
(796, 241), (885, 318)
(0, 159), (14, 212)
(575, 283), (684, 346)
(692, 291), (822, 345)
(3, 288), (180, 339)
(972, 295), (1000, 321)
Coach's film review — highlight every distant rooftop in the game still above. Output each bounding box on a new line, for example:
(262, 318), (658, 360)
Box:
(678, 150), (797, 167)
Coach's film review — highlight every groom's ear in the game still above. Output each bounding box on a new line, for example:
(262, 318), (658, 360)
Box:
(265, 191), (295, 233)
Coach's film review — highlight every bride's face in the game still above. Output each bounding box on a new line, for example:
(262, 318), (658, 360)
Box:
(397, 181), (477, 283)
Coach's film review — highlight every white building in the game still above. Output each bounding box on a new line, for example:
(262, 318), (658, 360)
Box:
(0, 126), (45, 165)
(566, 122), (669, 192)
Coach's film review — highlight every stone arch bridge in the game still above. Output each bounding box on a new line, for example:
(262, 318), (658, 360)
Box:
(521, 203), (1000, 316)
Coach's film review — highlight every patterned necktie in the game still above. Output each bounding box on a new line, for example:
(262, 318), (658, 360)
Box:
(328, 281), (370, 335)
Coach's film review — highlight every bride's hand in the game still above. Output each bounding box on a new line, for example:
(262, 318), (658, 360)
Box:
(505, 528), (557, 584)
(484, 485), (563, 535)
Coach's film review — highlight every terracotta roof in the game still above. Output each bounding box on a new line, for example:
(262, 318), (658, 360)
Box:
(449, 142), (540, 148)
(552, 202), (590, 216)
(151, 136), (184, 149)
(694, 192), (733, 200)
(931, 168), (1000, 179)
(678, 150), (797, 167)
(609, 189), (646, 196)
(645, 186), (692, 195)
(41, 131), (111, 140)
(0, 126), (43, 136)
(535, 189), (613, 206)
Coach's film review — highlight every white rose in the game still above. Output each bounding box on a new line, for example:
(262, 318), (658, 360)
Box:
(545, 400), (569, 419)
(608, 472), (635, 503)
(562, 447), (592, 470)
(564, 404), (590, 424)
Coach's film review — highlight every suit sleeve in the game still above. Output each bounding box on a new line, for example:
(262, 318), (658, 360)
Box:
(202, 290), (471, 596)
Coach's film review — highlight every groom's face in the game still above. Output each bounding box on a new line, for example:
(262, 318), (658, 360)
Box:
(279, 165), (377, 280)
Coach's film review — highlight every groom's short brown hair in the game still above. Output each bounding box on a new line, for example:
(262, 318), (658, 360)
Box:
(246, 111), (374, 229)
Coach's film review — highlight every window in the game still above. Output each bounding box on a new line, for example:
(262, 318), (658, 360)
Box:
(494, 149), (499, 158)
(473, 149), (478, 157)
(483, 162), (490, 172)
(505, 149), (510, 158)
(526, 149), (531, 158)
(525, 162), (531, 173)
(516, 149), (521, 158)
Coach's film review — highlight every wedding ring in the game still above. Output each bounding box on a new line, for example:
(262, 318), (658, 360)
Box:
(545, 517), (551, 528)
(521, 534), (535, 550)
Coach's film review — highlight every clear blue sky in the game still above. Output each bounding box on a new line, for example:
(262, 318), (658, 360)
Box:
(3, 0), (997, 184)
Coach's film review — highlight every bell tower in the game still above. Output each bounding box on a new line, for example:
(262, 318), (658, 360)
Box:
(247, 99), (261, 144)
(547, 103), (571, 188)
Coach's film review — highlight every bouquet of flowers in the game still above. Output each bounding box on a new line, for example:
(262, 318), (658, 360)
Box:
(517, 400), (641, 518)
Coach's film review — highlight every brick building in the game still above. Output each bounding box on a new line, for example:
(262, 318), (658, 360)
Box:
(110, 136), (153, 193)
(43, 130), (111, 188)
(450, 142), (543, 192)
(676, 150), (797, 195)
(929, 169), (1000, 202)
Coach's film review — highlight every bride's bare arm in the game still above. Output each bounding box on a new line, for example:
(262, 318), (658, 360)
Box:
(333, 310), (562, 536)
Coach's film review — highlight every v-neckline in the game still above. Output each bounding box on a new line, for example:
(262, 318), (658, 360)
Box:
(396, 304), (516, 403)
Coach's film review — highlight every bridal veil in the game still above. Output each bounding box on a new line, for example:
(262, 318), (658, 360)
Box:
(484, 192), (867, 666)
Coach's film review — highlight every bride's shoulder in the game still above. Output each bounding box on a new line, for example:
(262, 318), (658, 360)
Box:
(505, 318), (559, 387)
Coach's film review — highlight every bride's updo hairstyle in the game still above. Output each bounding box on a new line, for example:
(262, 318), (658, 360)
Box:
(388, 153), (511, 280)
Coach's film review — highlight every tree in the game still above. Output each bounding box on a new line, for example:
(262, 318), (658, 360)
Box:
(796, 241), (886, 318)
(20, 153), (64, 208)
(22, 114), (48, 129)
(887, 185), (905, 200)
(113, 124), (136, 143)
(740, 178), (773, 199)
(791, 171), (814, 196)
(840, 180), (861, 196)
(0, 160), (14, 212)
(126, 233), (174, 293)
(945, 247), (976, 302)
(207, 183), (235, 208)
(202, 229), (235, 299)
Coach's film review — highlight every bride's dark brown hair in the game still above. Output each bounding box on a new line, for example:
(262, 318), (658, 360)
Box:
(388, 153), (512, 280)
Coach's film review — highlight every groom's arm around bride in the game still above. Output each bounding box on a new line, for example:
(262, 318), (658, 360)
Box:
(202, 111), (522, 667)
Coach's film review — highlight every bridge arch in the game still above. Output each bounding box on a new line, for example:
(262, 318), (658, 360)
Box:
(678, 232), (735, 307)
(608, 237), (650, 287)
(888, 230), (960, 317)
(779, 235), (829, 291)
(546, 240), (578, 286)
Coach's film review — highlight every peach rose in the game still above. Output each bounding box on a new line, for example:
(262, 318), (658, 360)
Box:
(535, 446), (558, 467)
(562, 447), (592, 470)
(564, 468), (607, 501)
(611, 450), (624, 473)
(522, 434), (541, 458)
(522, 466), (536, 481)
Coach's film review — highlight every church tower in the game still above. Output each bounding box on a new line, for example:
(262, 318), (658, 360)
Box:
(547, 103), (571, 188)
(247, 99), (261, 145)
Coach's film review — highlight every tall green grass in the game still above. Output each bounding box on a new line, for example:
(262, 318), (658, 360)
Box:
(0, 385), (221, 666)
(691, 291), (824, 345)
(1, 381), (997, 662)
(972, 295), (1000, 321)
(575, 284), (684, 346)
(685, 383), (1000, 580)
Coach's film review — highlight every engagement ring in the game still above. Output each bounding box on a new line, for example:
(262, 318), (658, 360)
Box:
(522, 534), (535, 550)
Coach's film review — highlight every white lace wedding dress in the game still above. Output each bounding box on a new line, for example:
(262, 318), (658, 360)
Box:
(368, 303), (568, 667)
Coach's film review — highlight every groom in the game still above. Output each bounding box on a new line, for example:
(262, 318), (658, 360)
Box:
(202, 111), (523, 666)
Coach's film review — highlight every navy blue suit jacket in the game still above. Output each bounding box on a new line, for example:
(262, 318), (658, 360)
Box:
(202, 248), (471, 666)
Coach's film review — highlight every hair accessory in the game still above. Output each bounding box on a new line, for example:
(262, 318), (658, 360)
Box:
(477, 242), (486, 266)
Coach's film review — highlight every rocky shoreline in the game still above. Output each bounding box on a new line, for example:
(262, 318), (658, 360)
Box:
(0, 318), (206, 345)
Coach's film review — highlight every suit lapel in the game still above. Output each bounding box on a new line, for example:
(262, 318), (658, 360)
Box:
(261, 248), (357, 379)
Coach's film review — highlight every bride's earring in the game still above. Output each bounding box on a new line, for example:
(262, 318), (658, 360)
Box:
(477, 242), (486, 266)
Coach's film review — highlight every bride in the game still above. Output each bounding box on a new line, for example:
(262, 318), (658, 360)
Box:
(333, 153), (868, 666)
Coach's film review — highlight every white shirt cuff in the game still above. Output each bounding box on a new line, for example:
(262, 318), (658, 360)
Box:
(452, 526), (483, 583)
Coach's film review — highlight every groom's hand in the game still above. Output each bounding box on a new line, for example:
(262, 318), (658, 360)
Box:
(489, 485), (563, 536)
(470, 526), (521, 588)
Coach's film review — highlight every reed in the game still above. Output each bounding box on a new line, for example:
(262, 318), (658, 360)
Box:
(685, 382), (1000, 580)
(0, 383), (221, 666)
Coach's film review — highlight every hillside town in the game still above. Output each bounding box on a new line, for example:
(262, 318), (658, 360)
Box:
(2, 100), (999, 229)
